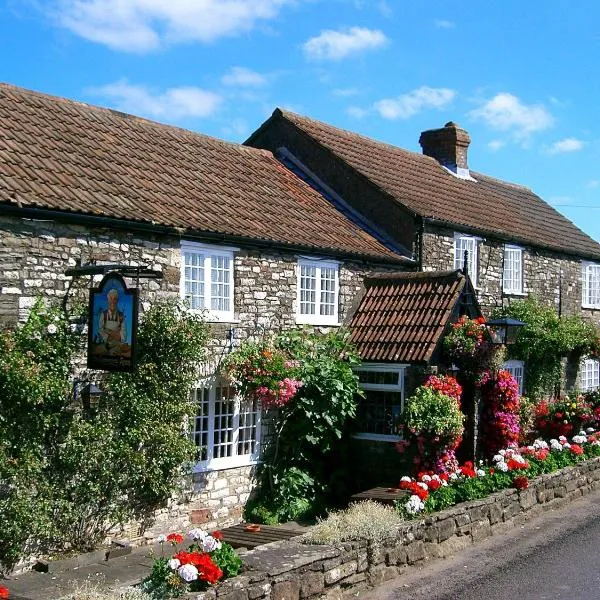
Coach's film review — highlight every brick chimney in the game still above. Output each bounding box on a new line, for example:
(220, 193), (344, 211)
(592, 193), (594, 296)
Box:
(419, 122), (472, 179)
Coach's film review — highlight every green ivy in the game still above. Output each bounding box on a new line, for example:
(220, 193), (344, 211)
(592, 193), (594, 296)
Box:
(493, 296), (599, 400)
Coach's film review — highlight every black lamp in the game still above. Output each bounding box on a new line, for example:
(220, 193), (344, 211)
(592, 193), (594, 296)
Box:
(485, 317), (526, 346)
(81, 382), (103, 411)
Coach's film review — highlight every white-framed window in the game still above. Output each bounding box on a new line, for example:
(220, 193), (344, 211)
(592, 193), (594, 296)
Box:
(353, 364), (407, 441)
(180, 241), (236, 322)
(503, 245), (523, 294)
(582, 262), (600, 309)
(580, 358), (600, 392)
(296, 258), (339, 326)
(503, 360), (525, 395)
(191, 377), (261, 472)
(454, 234), (478, 287)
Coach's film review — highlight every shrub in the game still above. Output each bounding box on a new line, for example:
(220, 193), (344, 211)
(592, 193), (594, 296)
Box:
(232, 328), (361, 522)
(0, 299), (209, 570)
(302, 501), (402, 545)
(534, 394), (594, 439)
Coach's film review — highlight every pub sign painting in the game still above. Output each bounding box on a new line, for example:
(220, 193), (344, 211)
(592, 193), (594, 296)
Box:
(88, 273), (138, 371)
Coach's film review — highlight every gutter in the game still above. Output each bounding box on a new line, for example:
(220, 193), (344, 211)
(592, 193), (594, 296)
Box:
(1, 204), (415, 269)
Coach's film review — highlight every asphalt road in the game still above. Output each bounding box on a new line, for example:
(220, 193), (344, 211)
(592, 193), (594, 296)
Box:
(363, 490), (600, 600)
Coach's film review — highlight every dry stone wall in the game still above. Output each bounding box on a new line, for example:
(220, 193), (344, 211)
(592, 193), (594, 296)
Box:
(0, 214), (394, 543)
(187, 456), (600, 600)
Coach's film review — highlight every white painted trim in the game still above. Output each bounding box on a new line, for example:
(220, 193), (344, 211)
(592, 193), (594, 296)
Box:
(582, 261), (600, 309)
(453, 233), (479, 288)
(295, 258), (340, 326)
(502, 245), (524, 295)
(180, 242), (235, 322)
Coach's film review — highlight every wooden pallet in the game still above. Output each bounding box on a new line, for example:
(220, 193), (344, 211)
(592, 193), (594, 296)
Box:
(350, 486), (408, 506)
(220, 523), (304, 549)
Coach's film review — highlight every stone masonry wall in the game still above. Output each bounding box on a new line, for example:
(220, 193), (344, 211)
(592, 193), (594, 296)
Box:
(0, 213), (398, 543)
(422, 225), (600, 326)
(190, 456), (600, 600)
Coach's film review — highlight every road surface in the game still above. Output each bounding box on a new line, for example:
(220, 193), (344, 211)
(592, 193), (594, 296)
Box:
(363, 490), (600, 599)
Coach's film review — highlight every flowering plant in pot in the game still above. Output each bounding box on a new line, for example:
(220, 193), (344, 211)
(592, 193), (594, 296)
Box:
(223, 341), (302, 409)
(141, 529), (242, 598)
(397, 375), (464, 476)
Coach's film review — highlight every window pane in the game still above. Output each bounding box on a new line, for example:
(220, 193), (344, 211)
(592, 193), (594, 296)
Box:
(300, 264), (317, 315)
(356, 390), (402, 435)
(184, 251), (205, 309)
(503, 248), (522, 293)
(581, 359), (600, 391)
(357, 370), (399, 386)
(211, 255), (231, 312)
(320, 267), (336, 316)
(454, 237), (476, 281)
(237, 397), (259, 456)
(192, 386), (210, 461)
(584, 265), (600, 306)
(213, 383), (236, 459)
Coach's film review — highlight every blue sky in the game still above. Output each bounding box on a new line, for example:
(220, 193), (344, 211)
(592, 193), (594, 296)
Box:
(2, 0), (599, 242)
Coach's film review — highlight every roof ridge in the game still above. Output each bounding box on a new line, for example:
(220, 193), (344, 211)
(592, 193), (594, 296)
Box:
(0, 82), (275, 160)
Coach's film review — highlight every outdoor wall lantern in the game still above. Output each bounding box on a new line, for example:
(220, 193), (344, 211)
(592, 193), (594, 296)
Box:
(81, 382), (103, 411)
(485, 317), (526, 346)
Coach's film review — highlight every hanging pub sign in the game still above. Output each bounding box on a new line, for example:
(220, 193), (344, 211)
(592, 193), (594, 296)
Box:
(87, 272), (138, 372)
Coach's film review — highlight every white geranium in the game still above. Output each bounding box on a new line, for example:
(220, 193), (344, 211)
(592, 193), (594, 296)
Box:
(188, 528), (207, 541)
(559, 435), (567, 442)
(400, 476), (411, 483)
(168, 558), (181, 570)
(550, 439), (562, 451)
(563, 442), (571, 449)
(533, 439), (549, 450)
(201, 536), (222, 553)
(492, 454), (503, 463)
(498, 449), (506, 456)
(156, 534), (167, 543)
(178, 564), (199, 582)
(416, 482), (428, 490)
(421, 475), (432, 483)
(47, 324), (57, 334)
(476, 469), (485, 477)
(496, 461), (508, 472)
(587, 428), (595, 434)
(593, 440), (600, 447)
(405, 495), (425, 515)
(573, 435), (587, 444)
(449, 472), (458, 480)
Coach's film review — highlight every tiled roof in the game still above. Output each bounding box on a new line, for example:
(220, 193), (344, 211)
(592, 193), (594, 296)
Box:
(349, 270), (478, 364)
(274, 109), (600, 260)
(0, 84), (407, 264)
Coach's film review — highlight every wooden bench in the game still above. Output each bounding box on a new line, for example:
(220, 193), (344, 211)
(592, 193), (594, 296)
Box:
(220, 523), (304, 549)
(350, 486), (408, 506)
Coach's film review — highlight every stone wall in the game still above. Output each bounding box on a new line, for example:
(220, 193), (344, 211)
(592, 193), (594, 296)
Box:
(191, 456), (600, 600)
(0, 213), (395, 543)
(422, 224), (600, 325)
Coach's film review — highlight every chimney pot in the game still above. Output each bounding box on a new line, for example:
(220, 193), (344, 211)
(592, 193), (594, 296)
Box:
(419, 122), (471, 177)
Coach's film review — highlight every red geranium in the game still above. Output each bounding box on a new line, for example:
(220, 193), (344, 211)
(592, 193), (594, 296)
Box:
(212, 530), (224, 540)
(513, 476), (529, 490)
(507, 458), (529, 471)
(460, 461), (477, 478)
(570, 444), (584, 455)
(427, 479), (442, 491)
(167, 533), (184, 545)
(0, 586), (9, 599)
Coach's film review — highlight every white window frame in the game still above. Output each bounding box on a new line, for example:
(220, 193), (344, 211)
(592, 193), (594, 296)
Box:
(580, 358), (600, 392)
(296, 257), (340, 326)
(503, 245), (524, 295)
(582, 261), (600, 309)
(503, 360), (525, 395)
(353, 363), (407, 442)
(191, 376), (262, 473)
(180, 241), (237, 322)
(454, 234), (479, 287)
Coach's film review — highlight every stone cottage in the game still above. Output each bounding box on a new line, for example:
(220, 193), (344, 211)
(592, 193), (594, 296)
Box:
(0, 83), (413, 536)
(246, 110), (600, 397)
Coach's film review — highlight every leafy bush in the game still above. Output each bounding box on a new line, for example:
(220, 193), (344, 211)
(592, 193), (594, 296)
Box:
(0, 299), (209, 571)
(534, 394), (594, 439)
(232, 328), (361, 523)
(302, 500), (402, 545)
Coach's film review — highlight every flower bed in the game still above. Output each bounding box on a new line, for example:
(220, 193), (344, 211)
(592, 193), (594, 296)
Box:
(394, 429), (600, 518)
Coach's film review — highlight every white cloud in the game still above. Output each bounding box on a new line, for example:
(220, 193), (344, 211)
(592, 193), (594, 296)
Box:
(346, 106), (368, 118)
(587, 180), (600, 189)
(487, 139), (506, 151)
(89, 80), (222, 120)
(547, 137), (585, 154)
(221, 67), (267, 87)
(53, 0), (294, 52)
(470, 93), (554, 140)
(434, 19), (455, 29)
(373, 86), (456, 120)
(332, 87), (360, 97)
(303, 27), (388, 61)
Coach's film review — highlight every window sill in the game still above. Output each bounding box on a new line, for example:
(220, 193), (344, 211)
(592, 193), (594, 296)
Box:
(582, 304), (600, 311)
(352, 433), (401, 443)
(295, 317), (340, 327)
(185, 309), (238, 323)
(192, 456), (259, 473)
(503, 290), (527, 297)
